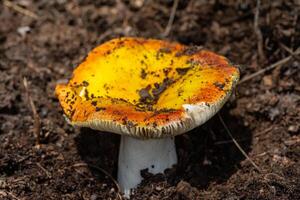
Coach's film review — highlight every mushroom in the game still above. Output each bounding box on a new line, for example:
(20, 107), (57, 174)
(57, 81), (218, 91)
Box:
(55, 37), (239, 197)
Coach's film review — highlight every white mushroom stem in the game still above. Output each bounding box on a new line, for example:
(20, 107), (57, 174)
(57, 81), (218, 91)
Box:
(118, 135), (177, 197)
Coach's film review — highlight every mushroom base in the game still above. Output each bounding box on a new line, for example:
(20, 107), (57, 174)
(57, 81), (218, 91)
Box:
(118, 135), (177, 197)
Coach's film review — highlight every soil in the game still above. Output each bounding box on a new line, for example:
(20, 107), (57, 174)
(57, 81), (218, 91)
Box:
(0, 0), (299, 199)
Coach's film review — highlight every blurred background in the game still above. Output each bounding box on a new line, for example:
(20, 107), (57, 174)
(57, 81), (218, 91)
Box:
(0, 0), (299, 199)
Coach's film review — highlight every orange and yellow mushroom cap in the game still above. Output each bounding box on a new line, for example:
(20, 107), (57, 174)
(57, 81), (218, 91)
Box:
(55, 37), (239, 138)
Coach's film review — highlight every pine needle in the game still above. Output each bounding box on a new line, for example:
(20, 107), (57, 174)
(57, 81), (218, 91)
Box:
(218, 113), (261, 172)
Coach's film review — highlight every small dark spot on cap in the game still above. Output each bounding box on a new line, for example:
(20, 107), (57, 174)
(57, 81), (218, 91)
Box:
(140, 68), (147, 79)
(91, 101), (97, 106)
(214, 82), (225, 90)
(84, 89), (89, 100)
(138, 85), (153, 104)
(176, 67), (191, 75)
(158, 47), (171, 54)
(95, 107), (106, 112)
(152, 122), (157, 128)
(175, 46), (202, 57)
(82, 81), (89, 87)
(163, 67), (171, 76)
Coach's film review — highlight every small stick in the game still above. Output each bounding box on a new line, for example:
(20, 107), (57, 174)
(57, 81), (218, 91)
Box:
(239, 56), (291, 84)
(254, 0), (265, 63)
(36, 163), (52, 178)
(254, 126), (273, 137)
(162, 0), (179, 37)
(220, 3), (271, 25)
(3, 0), (38, 19)
(279, 43), (300, 60)
(214, 137), (250, 145)
(239, 48), (300, 84)
(72, 163), (122, 200)
(218, 114), (261, 172)
(23, 77), (41, 146)
(0, 190), (23, 200)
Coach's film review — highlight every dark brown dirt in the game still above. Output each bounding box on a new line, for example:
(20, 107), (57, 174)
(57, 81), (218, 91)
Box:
(0, 0), (299, 199)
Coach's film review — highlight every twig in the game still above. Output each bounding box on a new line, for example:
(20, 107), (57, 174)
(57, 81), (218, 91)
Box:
(220, 11), (253, 25)
(0, 190), (23, 200)
(214, 137), (251, 145)
(3, 0), (38, 19)
(239, 48), (300, 84)
(23, 77), (41, 146)
(254, 0), (265, 63)
(162, 0), (179, 37)
(291, 11), (298, 50)
(279, 43), (300, 60)
(220, 3), (271, 25)
(36, 163), (52, 178)
(264, 173), (285, 182)
(218, 114), (261, 172)
(254, 126), (273, 137)
(17, 155), (31, 163)
(239, 57), (288, 84)
(72, 163), (122, 200)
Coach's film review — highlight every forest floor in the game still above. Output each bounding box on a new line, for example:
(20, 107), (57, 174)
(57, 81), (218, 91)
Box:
(0, 0), (299, 199)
